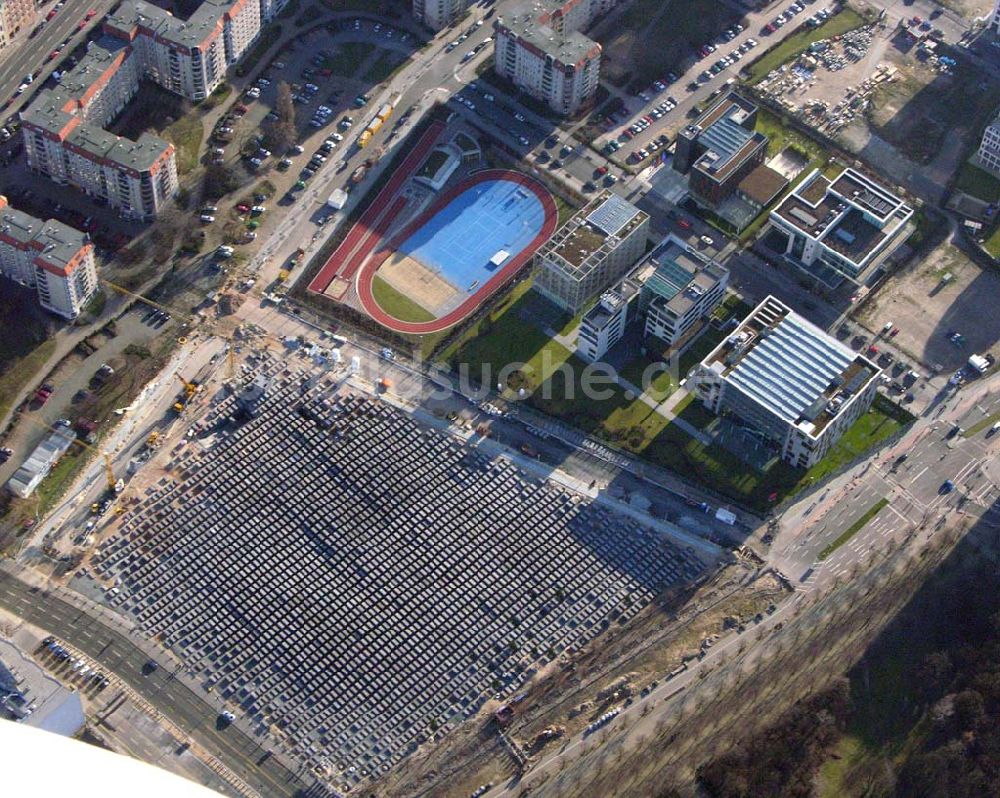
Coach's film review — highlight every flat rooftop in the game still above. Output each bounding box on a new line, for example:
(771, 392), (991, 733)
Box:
(703, 296), (878, 436)
(498, 0), (600, 64)
(640, 235), (728, 317)
(771, 167), (912, 268)
(542, 191), (646, 274)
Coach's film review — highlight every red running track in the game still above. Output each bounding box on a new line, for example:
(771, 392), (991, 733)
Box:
(356, 168), (558, 335)
(339, 195), (408, 281)
(308, 120), (445, 294)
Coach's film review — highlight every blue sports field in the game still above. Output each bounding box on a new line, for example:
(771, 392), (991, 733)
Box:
(397, 179), (547, 291)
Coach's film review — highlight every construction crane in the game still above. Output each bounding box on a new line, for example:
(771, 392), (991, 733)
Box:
(100, 278), (196, 324)
(173, 372), (200, 413)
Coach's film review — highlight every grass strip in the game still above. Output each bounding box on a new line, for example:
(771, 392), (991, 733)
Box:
(818, 497), (888, 560)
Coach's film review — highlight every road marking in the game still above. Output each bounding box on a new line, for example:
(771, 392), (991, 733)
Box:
(910, 465), (928, 484)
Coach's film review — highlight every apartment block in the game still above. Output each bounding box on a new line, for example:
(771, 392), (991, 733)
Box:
(104, 0), (262, 101)
(688, 296), (880, 469)
(0, 196), (99, 320)
(534, 191), (648, 313)
(493, 0), (610, 115)
(768, 167), (913, 287)
(412, 0), (470, 31)
(977, 110), (1000, 175)
(22, 0), (273, 218)
(991, 0), (1000, 35)
(0, 0), (37, 46)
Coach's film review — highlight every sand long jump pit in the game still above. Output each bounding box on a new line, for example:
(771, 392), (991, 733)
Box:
(358, 168), (558, 334)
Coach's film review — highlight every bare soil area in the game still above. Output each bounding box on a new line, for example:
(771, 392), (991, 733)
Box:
(856, 238), (1000, 370)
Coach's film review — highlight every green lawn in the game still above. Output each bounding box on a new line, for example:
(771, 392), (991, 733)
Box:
(799, 397), (909, 487)
(818, 497), (889, 560)
(365, 50), (407, 84)
(0, 339), (56, 419)
(554, 196), (578, 227)
(747, 8), (868, 83)
(324, 42), (371, 77)
(447, 283), (908, 510)
(985, 225), (1000, 258)
(620, 355), (677, 402)
(954, 160), (1000, 203)
(755, 108), (828, 161)
(371, 276), (435, 323)
(162, 115), (204, 174)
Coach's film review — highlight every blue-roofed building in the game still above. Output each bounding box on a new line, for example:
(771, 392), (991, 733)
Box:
(688, 296), (880, 468)
(673, 92), (768, 205)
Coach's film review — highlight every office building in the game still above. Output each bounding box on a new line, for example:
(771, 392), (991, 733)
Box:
(576, 285), (638, 361)
(493, 0), (611, 115)
(0, 196), (98, 319)
(976, 110), (1000, 176)
(673, 93), (768, 205)
(412, 0), (470, 31)
(768, 167), (913, 286)
(640, 235), (729, 347)
(0, 0), (37, 47)
(534, 191), (648, 313)
(576, 234), (728, 361)
(991, 0), (1000, 35)
(688, 296), (880, 468)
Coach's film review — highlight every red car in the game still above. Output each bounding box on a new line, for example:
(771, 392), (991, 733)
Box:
(677, 218), (692, 230)
(237, 203), (250, 213)
(76, 19), (86, 30)
(594, 166), (608, 176)
(46, 9), (57, 20)
(86, 8), (97, 19)
(47, 50), (59, 61)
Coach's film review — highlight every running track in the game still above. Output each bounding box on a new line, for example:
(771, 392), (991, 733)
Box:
(357, 169), (557, 335)
(308, 121), (445, 294)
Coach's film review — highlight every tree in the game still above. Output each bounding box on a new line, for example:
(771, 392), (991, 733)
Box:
(263, 81), (297, 154)
(203, 162), (242, 200)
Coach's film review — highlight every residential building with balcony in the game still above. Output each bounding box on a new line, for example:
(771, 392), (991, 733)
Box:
(0, 0), (37, 47)
(0, 196), (99, 320)
(493, 0), (609, 115)
(533, 191), (648, 313)
(687, 296), (880, 468)
(412, 0), (470, 31)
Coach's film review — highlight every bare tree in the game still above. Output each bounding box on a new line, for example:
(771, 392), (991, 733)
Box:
(263, 81), (297, 154)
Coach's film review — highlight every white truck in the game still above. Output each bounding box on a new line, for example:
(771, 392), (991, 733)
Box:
(327, 188), (348, 210)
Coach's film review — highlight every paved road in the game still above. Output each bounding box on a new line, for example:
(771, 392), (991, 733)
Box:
(0, 0), (116, 125)
(0, 568), (315, 797)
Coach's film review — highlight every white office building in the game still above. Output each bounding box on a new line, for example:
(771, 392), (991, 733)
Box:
(977, 110), (1000, 175)
(688, 296), (880, 468)
(768, 167), (913, 287)
(576, 234), (728, 361)
(534, 191), (648, 313)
